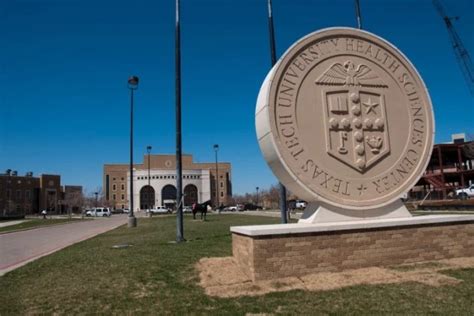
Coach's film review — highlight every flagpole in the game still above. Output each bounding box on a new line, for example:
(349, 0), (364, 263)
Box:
(267, 0), (288, 224)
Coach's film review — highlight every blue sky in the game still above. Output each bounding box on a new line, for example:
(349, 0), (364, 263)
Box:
(1, 0), (473, 195)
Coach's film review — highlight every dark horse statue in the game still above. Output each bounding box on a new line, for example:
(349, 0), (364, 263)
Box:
(192, 200), (212, 220)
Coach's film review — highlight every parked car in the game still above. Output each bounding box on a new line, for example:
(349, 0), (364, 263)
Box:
(243, 203), (263, 211)
(295, 200), (307, 209)
(456, 184), (474, 199)
(123, 208), (130, 214)
(147, 206), (172, 214)
(288, 199), (307, 211)
(86, 207), (112, 217)
(226, 204), (244, 212)
(183, 206), (192, 213)
(111, 208), (124, 214)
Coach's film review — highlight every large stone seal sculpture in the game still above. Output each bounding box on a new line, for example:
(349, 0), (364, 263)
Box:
(256, 27), (434, 220)
(228, 27), (473, 283)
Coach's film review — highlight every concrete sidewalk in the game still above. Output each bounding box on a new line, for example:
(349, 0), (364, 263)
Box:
(0, 215), (127, 276)
(0, 220), (29, 228)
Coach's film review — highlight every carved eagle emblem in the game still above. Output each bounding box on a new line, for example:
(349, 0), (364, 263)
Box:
(316, 61), (388, 88)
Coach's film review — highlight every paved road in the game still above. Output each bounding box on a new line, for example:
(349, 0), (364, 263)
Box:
(0, 215), (127, 276)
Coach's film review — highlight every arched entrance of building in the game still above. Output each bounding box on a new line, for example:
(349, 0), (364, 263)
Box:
(184, 184), (198, 206)
(140, 185), (155, 210)
(161, 184), (177, 209)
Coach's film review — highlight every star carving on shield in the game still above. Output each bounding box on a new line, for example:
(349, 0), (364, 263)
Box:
(363, 97), (378, 114)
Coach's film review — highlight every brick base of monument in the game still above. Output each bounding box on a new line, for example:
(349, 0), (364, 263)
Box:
(231, 216), (474, 281)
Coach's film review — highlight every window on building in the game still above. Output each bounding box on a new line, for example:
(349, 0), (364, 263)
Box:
(16, 190), (22, 199)
(25, 190), (31, 201)
(121, 194), (125, 200)
(113, 184), (116, 191)
(121, 204), (125, 209)
(220, 175), (223, 178)
(220, 192), (224, 197)
(113, 194), (116, 200)
(113, 177), (116, 181)
(121, 184), (125, 190)
(106, 174), (110, 201)
(220, 182), (224, 188)
(6, 189), (11, 199)
(121, 177), (124, 181)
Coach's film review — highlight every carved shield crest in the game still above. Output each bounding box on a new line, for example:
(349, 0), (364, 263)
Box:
(316, 61), (390, 172)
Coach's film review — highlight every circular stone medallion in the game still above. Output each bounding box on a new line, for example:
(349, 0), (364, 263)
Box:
(256, 27), (434, 210)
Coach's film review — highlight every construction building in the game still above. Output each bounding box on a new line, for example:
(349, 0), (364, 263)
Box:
(409, 134), (474, 200)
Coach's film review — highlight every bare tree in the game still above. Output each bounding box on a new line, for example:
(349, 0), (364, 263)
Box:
(63, 188), (84, 215)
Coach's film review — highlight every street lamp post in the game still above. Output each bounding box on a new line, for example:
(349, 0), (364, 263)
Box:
(94, 192), (98, 207)
(267, 0), (288, 224)
(354, 0), (363, 29)
(147, 145), (152, 215)
(213, 144), (219, 209)
(175, 0), (185, 242)
(128, 75), (139, 228)
(256, 186), (259, 206)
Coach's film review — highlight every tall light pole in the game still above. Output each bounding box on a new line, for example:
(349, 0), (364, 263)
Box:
(94, 192), (98, 207)
(256, 186), (259, 206)
(354, 0), (363, 29)
(175, 0), (184, 242)
(128, 75), (139, 228)
(147, 145), (152, 213)
(267, 0), (287, 223)
(213, 144), (219, 209)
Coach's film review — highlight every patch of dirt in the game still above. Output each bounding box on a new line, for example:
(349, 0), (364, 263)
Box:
(196, 256), (474, 298)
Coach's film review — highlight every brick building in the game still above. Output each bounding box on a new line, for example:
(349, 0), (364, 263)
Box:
(0, 170), (83, 217)
(103, 154), (232, 211)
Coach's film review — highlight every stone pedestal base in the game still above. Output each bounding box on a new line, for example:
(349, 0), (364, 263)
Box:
(231, 215), (474, 281)
(299, 199), (412, 224)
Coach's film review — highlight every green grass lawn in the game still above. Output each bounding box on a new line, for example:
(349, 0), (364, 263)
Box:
(1, 214), (473, 315)
(0, 218), (86, 234)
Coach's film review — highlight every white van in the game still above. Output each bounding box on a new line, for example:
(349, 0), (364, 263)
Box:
(86, 207), (112, 217)
(147, 206), (171, 214)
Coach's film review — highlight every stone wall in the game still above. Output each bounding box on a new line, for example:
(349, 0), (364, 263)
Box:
(232, 221), (474, 281)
